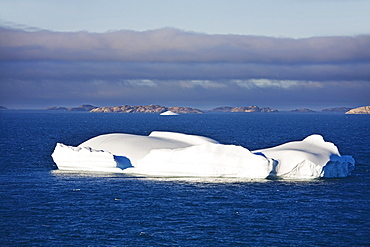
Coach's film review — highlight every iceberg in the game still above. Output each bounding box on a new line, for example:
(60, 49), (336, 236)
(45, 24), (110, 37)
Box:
(160, 111), (179, 116)
(51, 131), (355, 179)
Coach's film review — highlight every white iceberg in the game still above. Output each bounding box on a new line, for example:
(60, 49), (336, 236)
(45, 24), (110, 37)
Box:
(51, 131), (355, 179)
(160, 111), (179, 116)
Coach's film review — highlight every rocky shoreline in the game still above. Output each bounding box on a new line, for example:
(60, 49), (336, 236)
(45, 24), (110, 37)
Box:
(345, 106), (370, 114)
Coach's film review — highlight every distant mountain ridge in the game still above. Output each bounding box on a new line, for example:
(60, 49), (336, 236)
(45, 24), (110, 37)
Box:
(45, 106), (67, 111)
(43, 104), (367, 114)
(291, 108), (315, 112)
(46, 105), (98, 111)
(210, 106), (278, 112)
(322, 107), (352, 112)
(91, 105), (203, 114)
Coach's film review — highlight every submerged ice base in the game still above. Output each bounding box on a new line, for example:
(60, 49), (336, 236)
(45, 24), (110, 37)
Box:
(51, 131), (355, 179)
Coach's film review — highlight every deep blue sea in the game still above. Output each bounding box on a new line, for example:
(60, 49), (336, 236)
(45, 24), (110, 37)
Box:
(0, 110), (369, 246)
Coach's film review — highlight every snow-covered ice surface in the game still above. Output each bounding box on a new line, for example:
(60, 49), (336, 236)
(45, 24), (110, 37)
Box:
(51, 131), (355, 179)
(253, 135), (355, 179)
(160, 111), (179, 116)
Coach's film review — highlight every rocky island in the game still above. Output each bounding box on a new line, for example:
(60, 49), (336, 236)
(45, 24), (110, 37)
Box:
(45, 106), (68, 111)
(322, 107), (352, 113)
(67, 105), (98, 111)
(291, 108), (315, 112)
(209, 106), (278, 112)
(90, 105), (203, 114)
(46, 105), (98, 111)
(345, 106), (370, 114)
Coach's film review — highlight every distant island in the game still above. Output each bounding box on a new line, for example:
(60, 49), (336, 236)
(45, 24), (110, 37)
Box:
(43, 104), (370, 114)
(45, 106), (67, 111)
(91, 105), (203, 113)
(45, 104), (278, 113)
(322, 107), (352, 112)
(209, 106), (278, 112)
(291, 108), (315, 113)
(67, 105), (98, 111)
(345, 106), (370, 114)
(0, 106), (7, 110)
(46, 105), (98, 111)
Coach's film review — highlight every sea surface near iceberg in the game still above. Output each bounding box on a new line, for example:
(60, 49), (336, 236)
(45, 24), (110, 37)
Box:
(0, 110), (369, 246)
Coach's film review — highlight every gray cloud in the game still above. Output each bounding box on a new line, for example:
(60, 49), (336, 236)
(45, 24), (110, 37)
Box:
(0, 27), (369, 109)
(1, 27), (370, 64)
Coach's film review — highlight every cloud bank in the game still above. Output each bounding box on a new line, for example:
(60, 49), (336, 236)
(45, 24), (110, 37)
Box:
(0, 27), (369, 109)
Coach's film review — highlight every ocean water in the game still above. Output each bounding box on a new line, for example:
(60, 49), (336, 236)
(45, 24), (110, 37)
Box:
(0, 110), (369, 246)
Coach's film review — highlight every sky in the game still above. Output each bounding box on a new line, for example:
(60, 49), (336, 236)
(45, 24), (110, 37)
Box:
(0, 0), (369, 110)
